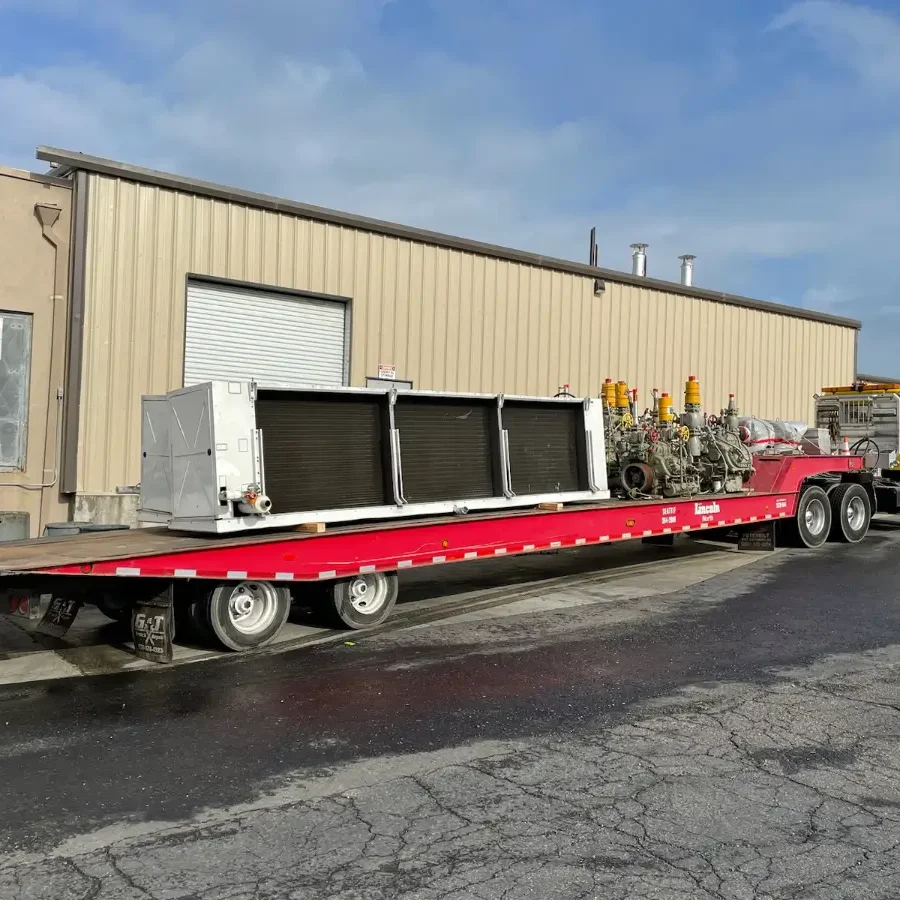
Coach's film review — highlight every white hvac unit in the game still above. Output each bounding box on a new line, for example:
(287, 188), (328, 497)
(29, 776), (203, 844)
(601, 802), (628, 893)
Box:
(140, 382), (610, 534)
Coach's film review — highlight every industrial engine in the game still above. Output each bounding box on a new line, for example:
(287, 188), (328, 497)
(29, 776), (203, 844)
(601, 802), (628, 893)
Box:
(601, 376), (755, 499)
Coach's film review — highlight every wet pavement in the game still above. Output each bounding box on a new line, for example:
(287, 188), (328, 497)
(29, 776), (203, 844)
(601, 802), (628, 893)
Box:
(3, 528), (900, 898)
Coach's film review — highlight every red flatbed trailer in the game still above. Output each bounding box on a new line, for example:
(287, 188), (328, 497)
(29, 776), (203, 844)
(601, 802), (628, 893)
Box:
(0, 454), (871, 658)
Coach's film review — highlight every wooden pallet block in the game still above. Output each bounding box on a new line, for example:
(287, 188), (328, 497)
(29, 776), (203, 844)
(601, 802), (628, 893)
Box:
(538, 502), (564, 512)
(295, 522), (327, 534)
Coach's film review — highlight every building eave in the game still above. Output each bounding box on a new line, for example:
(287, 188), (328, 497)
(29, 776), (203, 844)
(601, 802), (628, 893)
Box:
(36, 145), (862, 331)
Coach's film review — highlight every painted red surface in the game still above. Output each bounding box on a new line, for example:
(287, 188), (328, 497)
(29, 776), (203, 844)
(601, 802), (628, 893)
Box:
(34, 455), (863, 582)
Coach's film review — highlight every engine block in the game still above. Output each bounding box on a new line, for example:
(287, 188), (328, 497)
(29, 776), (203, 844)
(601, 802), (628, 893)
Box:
(604, 377), (754, 499)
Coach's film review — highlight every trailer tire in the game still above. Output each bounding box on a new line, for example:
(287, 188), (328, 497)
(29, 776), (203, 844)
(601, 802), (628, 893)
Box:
(791, 485), (832, 548)
(829, 483), (871, 543)
(186, 593), (215, 643)
(172, 598), (195, 642)
(95, 593), (133, 624)
(324, 572), (398, 629)
(207, 581), (291, 651)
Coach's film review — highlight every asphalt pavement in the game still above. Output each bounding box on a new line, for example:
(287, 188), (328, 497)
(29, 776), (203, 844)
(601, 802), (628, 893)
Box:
(3, 528), (900, 899)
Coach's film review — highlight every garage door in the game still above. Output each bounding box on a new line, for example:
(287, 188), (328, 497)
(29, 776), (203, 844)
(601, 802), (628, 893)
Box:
(184, 282), (348, 388)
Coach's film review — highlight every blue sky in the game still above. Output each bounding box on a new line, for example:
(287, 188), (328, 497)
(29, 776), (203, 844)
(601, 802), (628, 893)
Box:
(2, 0), (899, 374)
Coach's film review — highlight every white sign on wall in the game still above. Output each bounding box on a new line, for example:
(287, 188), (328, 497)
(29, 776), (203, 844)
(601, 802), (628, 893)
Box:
(377, 364), (396, 380)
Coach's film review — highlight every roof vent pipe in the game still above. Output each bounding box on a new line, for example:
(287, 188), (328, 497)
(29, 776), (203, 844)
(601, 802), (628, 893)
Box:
(630, 243), (648, 277)
(679, 254), (696, 287)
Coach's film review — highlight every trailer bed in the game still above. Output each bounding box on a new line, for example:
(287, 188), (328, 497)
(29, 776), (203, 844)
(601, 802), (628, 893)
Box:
(0, 501), (632, 573)
(0, 454), (865, 585)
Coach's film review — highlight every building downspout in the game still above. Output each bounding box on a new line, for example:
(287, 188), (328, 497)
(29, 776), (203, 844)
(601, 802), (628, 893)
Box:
(37, 203), (66, 533)
(61, 171), (88, 496)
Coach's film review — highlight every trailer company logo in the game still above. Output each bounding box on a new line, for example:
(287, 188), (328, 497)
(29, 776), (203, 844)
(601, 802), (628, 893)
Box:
(134, 613), (167, 654)
(694, 501), (720, 516)
(776, 498), (788, 510)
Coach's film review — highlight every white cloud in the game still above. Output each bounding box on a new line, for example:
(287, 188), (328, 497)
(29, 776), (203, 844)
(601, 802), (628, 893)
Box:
(771, 0), (900, 91)
(800, 285), (853, 311)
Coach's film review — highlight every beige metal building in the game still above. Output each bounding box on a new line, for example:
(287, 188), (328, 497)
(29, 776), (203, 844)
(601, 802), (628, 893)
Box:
(0, 147), (860, 534)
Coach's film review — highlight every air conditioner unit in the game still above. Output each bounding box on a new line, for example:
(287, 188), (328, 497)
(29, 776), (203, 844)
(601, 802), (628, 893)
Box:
(140, 382), (609, 534)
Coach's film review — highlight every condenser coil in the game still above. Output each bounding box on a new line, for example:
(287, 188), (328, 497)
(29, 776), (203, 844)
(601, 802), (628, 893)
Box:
(502, 400), (586, 495)
(255, 390), (389, 513)
(393, 395), (500, 503)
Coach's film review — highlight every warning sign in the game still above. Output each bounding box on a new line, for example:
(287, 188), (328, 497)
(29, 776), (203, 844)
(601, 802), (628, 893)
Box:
(377, 364), (396, 380)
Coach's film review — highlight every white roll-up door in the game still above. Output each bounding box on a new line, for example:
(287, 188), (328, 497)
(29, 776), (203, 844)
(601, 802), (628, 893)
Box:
(184, 282), (348, 388)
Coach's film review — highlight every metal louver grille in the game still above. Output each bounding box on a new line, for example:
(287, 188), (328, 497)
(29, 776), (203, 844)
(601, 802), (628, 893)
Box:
(394, 398), (498, 503)
(255, 391), (388, 513)
(503, 402), (584, 494)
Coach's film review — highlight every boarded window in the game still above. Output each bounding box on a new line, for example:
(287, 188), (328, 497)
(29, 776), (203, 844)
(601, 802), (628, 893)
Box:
(0, 313), (32, 471)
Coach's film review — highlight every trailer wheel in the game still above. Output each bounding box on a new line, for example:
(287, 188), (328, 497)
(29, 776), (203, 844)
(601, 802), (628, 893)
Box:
(792, 485), (832, 548)
(829, 483), (871, 543)
(206, 581), (291, 651)
(324, 572), (398, 629)
(95, 593), (133, 624)
(172, 597), (197, 642)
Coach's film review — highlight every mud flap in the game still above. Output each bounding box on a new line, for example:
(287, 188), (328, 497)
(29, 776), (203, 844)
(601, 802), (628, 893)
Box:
(132, 584), (175, 664)
(738, 521), (776, 551)
(35, 596), (82, 637)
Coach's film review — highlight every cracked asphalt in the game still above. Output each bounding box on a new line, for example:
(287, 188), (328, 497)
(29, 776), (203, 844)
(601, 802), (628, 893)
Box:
(4, 528), (900, 899)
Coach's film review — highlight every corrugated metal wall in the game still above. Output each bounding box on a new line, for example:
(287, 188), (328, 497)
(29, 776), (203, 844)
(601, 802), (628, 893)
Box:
(78, 173), (856, 494)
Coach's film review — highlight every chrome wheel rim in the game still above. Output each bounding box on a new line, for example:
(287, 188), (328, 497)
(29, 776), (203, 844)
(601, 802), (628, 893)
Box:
(805, 498), (827, 536)
(348, 574), (388, 615)
(846, 495), (866, 531)
(227, 582), (279, 635)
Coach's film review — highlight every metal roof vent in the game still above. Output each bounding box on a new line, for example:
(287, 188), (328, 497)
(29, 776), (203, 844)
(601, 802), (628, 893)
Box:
(630, 243), (648, 277)
(679, 254), (696, 287)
